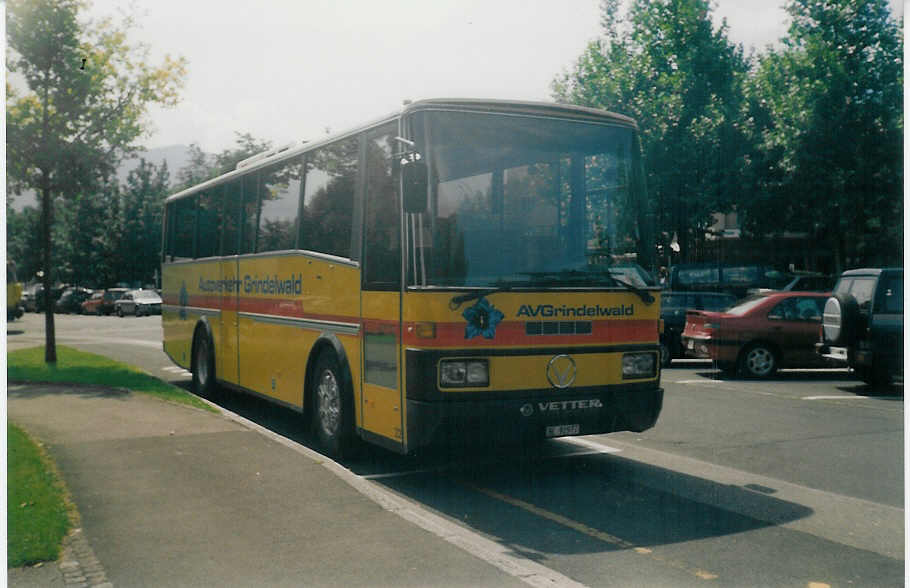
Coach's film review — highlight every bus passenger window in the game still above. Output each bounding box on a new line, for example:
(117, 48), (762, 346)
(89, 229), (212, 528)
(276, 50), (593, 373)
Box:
(240, 172), (260, 255)
(301, 138), (357, 258)
(197, 188), (220, 258)
(222, 180), (242, 255)
(258, 157), (302, 252)
(173, 197), (195, 260)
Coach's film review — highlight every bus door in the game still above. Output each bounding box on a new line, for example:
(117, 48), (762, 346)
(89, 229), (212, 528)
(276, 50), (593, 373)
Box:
(218, 256), (240, 384)
(359, 127), (404, 448)
(218, 180), (243, 385)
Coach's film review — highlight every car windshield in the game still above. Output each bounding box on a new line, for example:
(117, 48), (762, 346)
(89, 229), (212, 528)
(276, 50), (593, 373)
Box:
(725, 295), (768, 316)
(135, 291), (160, 300)
(408, 109), (654, 288)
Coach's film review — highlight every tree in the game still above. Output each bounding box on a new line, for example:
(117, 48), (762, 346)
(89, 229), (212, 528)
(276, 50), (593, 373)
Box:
(120, 159), (170, 286)
(553, 0), (751, 263)
(745, 0), (902, 272)
(6, 0), (186, 362)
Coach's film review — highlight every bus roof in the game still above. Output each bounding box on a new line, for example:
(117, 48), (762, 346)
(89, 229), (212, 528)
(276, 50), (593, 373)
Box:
(165, 98), (637, 204)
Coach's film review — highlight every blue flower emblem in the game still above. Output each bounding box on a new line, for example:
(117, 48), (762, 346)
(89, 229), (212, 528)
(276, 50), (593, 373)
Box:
(178, 282), (188, 321)
(462, 297), (504, 339)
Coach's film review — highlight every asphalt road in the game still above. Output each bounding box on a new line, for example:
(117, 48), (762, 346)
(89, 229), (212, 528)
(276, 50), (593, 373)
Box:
(8, 312), (905, 586)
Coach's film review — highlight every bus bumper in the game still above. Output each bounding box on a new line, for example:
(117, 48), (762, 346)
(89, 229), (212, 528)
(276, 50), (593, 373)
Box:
(406, 384), (663, 451)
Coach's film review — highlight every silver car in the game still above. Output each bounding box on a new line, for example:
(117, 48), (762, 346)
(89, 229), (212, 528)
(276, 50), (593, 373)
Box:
(115, 289), (163, 317)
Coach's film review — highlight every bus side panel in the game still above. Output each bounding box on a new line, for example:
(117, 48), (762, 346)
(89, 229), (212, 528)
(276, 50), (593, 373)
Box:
(236, 254), (361, 410)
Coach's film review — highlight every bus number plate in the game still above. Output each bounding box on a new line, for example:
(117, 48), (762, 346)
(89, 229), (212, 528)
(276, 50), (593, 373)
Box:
(546, 424), (580, 437)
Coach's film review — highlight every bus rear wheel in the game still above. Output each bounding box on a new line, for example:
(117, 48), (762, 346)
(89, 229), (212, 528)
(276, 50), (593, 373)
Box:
(192, 329), (217, 399)
(311, 351), (355, 459)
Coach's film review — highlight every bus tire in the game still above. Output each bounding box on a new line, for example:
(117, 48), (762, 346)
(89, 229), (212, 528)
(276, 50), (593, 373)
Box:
(192, 327), (217, 399)
(311, 350), (355, 459)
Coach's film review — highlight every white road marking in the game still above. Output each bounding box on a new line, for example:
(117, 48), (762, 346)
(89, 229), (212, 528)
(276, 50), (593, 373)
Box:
(803, 395), (901, 401)
(561, 436), (623, 454)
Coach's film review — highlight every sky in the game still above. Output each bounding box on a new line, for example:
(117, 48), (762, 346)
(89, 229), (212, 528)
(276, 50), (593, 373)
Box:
(72, 0), (903, 154)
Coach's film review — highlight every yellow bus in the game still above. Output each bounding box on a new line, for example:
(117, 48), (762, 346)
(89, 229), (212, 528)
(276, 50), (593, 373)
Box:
(162, 99), (663, 456)
(7, 261), (23, 321)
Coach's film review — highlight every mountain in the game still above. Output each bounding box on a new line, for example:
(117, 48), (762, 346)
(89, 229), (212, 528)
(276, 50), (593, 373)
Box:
(9, 144), (194, 212)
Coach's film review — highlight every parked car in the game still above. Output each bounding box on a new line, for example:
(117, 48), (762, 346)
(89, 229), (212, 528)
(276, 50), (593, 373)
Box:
(660, 291), (737, 367)
(681, 291), (841, 378)
(114, 289), (162, 317)
(54, 287), (93, 314)
(21, 284), (41, 312)
(816, 268), (903, 386)
(81, 287), (129, 315)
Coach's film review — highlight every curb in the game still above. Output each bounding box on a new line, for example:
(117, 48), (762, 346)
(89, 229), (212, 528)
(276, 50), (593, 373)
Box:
(58, 528), (112, 588)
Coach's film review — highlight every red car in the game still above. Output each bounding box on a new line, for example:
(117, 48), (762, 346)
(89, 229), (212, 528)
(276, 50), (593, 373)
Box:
(680, 292), (841, 378)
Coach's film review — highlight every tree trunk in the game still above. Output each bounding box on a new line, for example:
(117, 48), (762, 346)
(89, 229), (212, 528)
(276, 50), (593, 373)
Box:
(41, 181), (57, 364)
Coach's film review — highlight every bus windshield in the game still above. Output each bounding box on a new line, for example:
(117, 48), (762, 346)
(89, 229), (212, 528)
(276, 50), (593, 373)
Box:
(409, 110), (654, 289)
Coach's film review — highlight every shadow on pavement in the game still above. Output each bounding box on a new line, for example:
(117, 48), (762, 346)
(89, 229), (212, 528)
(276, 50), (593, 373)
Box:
(164, 381), (815, 558)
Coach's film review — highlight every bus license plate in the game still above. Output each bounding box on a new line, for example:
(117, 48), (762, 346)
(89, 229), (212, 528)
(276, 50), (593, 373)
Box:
(546, 424), (580, 437)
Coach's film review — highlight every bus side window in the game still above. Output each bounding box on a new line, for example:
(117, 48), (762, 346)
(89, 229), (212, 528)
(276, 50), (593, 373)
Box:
(240, 171), (260, 255)
(257, 156), (302, 252)
(301, 138), (358, 258)
(222, 180), (242, 256)
(164, 202), (175, 261)
(197, 187), (220, 258)
(173, 196), (196, 260)
(363, 126), (400, 289)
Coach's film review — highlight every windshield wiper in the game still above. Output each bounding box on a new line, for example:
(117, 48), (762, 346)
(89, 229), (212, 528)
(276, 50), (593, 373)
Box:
(606, 274), (655, 304)
(448, 281), (517, 310)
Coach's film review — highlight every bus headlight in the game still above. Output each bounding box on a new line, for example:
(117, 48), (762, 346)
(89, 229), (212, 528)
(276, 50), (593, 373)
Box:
(622, 352), (656, 379)
(440, 359), (489, 387)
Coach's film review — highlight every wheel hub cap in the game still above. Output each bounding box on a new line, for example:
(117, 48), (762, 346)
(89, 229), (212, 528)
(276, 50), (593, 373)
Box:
(317, 369), (340, 435)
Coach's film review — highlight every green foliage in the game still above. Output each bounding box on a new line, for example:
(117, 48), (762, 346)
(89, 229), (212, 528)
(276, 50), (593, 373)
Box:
(6, 0), (187, 362)
(554, 0), (902, 271)
(8, 422), (71, 567)
(745, 0), (903, 271)
(8, 345), (216, 412)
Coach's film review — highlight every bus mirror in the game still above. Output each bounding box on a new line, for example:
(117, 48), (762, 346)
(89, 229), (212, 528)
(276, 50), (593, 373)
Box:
(401, 152), (428, 213)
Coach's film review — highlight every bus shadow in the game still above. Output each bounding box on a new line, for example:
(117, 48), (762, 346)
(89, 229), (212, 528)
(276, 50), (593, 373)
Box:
(191, 384), (813, 556)
(361, 442), (814, 557)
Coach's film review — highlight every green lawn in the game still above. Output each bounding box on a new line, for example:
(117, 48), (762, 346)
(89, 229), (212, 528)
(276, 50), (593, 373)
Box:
(7, 423), (72, 567)
(8, 345), (214, 412)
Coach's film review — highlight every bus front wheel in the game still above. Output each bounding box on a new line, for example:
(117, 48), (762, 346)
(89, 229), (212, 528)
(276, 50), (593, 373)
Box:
(311, 351), (355, 459)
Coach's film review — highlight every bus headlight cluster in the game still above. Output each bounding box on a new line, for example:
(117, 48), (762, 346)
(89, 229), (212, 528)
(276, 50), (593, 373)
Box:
(622, 352), (656, 379)
(440, 359), (489, 387)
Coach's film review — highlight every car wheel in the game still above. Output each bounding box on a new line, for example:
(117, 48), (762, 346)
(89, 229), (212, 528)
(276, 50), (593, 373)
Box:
(659, 341), (672, 368)
(855, 364), (893, 389)
(311, 351), (355, 459)
(192, 328), (217, 398)
(739, 343), (778, 378)
(117, 307), (124, 317)
(136, 306), (144, 317)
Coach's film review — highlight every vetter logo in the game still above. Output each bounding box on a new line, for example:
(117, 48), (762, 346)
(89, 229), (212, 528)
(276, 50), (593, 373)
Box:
(538, 399), (603, 412)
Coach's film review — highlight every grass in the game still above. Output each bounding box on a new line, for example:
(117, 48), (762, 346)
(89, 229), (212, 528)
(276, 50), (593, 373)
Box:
(7, 423), (72, 567)
(8, 345), (215, 412)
